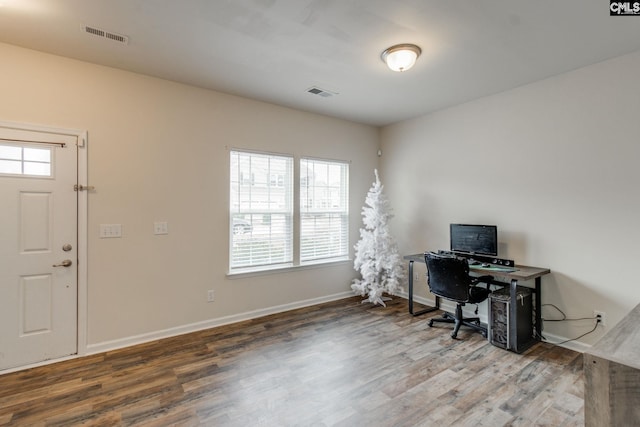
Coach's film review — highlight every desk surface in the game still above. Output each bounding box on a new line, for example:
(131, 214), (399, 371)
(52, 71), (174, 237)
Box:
(403, 253), (550, 282)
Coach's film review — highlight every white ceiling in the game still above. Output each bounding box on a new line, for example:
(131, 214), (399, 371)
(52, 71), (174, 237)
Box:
(1, 0), (640, 126)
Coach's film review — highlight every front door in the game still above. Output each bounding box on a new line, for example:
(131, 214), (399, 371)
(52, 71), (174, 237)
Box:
(0, 125), (78, 371)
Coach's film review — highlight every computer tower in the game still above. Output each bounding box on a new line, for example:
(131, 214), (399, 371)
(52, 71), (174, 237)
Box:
(489, 286), (534, 353)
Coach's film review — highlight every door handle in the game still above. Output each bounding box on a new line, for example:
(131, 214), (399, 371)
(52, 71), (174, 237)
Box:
(53, 259), (73, 267)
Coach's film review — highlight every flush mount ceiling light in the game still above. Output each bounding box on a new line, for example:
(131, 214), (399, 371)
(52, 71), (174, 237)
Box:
(381, 43), (421, 72)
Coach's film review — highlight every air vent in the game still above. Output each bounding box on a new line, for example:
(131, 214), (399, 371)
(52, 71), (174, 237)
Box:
(306, 86), (338, 98)
(82, 25), (129, 45)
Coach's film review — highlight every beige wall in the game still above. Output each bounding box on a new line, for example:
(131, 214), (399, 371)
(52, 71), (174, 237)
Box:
(0, 42), (379, 349)
(380, 50), (640, 347)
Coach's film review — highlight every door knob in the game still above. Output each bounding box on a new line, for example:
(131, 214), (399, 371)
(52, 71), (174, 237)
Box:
(53, 259), (73, 267)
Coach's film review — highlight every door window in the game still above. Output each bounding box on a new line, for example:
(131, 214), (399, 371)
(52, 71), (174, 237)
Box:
(0, 144), (53, 177)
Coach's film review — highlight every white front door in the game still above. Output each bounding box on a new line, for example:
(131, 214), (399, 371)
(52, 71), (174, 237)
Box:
(0, 126), (78, 371)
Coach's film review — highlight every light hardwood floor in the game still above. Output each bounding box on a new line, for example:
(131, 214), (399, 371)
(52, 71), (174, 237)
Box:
(0, 297), (584, 426)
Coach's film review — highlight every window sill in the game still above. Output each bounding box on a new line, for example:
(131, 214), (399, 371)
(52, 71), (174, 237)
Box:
(227, 258), (352, 279)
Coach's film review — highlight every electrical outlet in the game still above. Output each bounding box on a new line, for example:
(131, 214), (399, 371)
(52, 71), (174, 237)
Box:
(594, 310), (606, 326)
(207, 290), (215, 302)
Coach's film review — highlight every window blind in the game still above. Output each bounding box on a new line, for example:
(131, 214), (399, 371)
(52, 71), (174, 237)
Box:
(300, 159), (349, 263)
(230, 150), (293, 270)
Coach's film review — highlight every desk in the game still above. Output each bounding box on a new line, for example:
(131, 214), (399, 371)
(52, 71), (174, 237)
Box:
(404, 253), (550, 350)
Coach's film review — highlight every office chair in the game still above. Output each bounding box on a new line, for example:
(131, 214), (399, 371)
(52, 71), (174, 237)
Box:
(424, 252), (493, 339)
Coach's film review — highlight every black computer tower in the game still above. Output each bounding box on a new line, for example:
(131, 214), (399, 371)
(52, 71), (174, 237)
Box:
(489, 286), (534, 353)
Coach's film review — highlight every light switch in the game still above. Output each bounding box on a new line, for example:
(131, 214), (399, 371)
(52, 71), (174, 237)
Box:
(154, 221), (168, 235)
(100, 224), (122, 238)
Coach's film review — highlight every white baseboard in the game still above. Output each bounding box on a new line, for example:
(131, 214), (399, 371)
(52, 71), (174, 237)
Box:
(537, 331), (592, 353)
(86, 291), (353, 355)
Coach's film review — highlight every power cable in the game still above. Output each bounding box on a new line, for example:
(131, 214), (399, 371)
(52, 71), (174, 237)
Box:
(539, 303), (601, 344)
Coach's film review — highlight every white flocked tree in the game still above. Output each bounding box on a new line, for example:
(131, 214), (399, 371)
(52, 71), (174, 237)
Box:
(351, 169), (404, 306)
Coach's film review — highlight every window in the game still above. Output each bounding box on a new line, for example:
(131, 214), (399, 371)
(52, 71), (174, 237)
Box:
(230, 151), (293, 270)
(230, 151), (349, 273)
(0, 144), (52, 177)
(300, 159), (349, 263)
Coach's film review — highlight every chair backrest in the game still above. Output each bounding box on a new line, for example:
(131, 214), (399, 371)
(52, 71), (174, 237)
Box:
(424, 252), (473, 303)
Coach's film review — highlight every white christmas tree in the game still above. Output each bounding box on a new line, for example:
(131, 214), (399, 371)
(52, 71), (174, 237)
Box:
(351, 169), (404, 306)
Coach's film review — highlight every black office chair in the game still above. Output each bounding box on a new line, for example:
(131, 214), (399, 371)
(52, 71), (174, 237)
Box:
(424, 252), (493, 339)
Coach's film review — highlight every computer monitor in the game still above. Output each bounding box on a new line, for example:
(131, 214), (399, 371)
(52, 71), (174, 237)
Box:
(450, 224), (498, 257)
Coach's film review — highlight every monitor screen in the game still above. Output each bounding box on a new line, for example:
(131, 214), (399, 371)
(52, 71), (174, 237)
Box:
(450, 224), (498, 256)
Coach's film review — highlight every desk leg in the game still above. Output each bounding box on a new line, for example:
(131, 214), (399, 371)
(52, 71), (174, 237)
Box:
(408, 259), (439, 316)
(535, 277), (542, 340)
(508, 278), (538, 353)
(509, 279), (518, 351)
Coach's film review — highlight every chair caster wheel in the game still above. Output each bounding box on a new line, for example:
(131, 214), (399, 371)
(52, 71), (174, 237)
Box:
(428, 319), (434, 327)
(450, 333), (458, 339)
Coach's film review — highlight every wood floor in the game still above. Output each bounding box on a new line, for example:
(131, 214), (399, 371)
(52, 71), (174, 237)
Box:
(0, 297), (584, 426)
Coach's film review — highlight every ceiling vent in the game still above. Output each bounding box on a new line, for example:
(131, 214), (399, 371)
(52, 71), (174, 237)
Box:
(82, 25), (129, 45)
(306, 86), (338, 98)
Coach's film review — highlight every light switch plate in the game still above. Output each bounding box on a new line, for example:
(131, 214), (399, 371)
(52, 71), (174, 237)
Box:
(100, 224), (122, 238)
(154, 221), (168, 235)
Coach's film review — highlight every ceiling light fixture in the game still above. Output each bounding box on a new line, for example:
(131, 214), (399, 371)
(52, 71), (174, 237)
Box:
(381, 43), (421, 72)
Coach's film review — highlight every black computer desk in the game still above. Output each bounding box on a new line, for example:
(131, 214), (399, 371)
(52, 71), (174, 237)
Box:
(404, 253), (550, 349)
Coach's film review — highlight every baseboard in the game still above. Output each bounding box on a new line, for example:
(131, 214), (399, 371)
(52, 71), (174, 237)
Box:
(86, 291), (353, 355)
(538, 331), (592, 353)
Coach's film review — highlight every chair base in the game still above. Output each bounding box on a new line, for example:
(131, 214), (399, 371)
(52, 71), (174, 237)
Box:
(428, 304), (488, 339)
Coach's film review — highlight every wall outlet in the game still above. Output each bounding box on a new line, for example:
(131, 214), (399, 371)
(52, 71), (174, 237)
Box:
(207, 290), (215, 302)
(594, 310), (606, 326)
